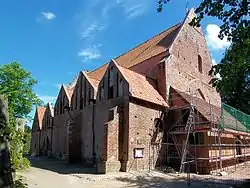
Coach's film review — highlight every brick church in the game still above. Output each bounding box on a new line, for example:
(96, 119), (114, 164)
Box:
(31, 9), (238, 174)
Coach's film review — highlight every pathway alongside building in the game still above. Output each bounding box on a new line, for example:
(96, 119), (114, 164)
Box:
(19, 157), (249, 188)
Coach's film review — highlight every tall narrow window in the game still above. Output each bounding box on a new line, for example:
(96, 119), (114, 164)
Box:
(198, 55), (202, 73)
(60, 100), (63, 114)
(116, 72), (119, 97)
(108, 68), (114, 99)
(88, 86), (91, 105)
(118, 78), (123, 97)
(100, 80), (104, 100)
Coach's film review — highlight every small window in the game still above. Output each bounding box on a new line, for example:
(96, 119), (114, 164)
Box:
(189, 132), (204, 145)
(108, 110), (114, 121)
(108, 86), (114, 99)
(198, 55), (202, 73)
(154, 118), (163, 132)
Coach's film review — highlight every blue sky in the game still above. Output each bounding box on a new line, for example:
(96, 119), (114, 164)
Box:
(0, 0), (230, 125)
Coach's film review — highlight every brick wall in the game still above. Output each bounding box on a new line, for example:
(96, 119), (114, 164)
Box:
(128, 101), (164, 171)
(53, 113), (69, 157)
(165, 10), (221, 107)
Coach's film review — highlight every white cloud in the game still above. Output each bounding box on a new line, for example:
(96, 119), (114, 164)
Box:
(77, 44), (102, 61)
(76, 0), (151, 60)
(212, 59), (217, 66)
(211, 59), (221, 79)
(205, 24), (230, 50)
(42, 12), (56, 20)
(117, 0), (149, 19)
(124, 4), (147, 19)
(81, 22), (104, 39)
(37, 94), (57, 103)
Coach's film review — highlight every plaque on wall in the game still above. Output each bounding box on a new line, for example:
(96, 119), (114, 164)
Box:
(134, 148), (144, 158)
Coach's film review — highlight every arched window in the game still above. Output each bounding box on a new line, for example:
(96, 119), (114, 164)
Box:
(198, 55), (202, 73)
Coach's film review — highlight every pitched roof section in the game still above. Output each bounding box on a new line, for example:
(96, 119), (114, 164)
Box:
(113, 61), (168, 107)
(37, 106), (46, 129)
(88, 64), (109, 81)
(171, 88), (221, 124)
(170, 87), (246, 131)
(63, 85), (75, 102)
(115, 23), (181, 68)
(81, 71), (100, 91)
(87, 23), (182, 80)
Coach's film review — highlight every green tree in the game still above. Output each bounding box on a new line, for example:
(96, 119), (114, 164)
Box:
(0, 62), (41, 119)
(157, 0), (250, 43)
(0, 62), (41, 171)
(209, 38), (250, 114)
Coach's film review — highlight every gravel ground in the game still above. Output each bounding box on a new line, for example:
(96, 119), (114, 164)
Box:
(19, 157), (250, 188)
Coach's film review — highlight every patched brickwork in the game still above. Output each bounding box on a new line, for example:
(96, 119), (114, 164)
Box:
(128, 101), (164, 171)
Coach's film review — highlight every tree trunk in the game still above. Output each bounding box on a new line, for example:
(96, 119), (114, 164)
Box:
(0, 95), (14, 187)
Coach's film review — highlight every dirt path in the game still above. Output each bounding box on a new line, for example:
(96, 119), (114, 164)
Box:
(19, 157), (248, 188)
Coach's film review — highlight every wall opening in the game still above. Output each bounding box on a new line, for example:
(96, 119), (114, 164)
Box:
(181, 109), (190, 125)
(108, 109), (114, 121)
(189, 132), (204, 145)
(198, 55), (203, 73)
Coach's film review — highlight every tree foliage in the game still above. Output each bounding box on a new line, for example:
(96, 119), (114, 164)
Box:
(157, 0), (250, 43)
(0, 62), (41, 172)
(0, 62), (42, 119)
(209, 37), (250, 114)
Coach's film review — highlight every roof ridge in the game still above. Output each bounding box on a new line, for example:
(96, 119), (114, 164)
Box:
(114, 23), (182, 62)
(87, 62), (109, 75)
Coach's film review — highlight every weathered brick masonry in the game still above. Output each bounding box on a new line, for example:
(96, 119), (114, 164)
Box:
(31, 9), (248, 174)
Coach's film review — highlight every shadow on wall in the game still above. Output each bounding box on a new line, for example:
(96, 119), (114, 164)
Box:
(115, 174), (250, 188)
(28, 157), (95, 175)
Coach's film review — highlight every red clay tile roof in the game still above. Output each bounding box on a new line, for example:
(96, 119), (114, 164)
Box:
(81, 71), (100, 91)
(170, 88), (246, 131)
(115, 62), (168, 107)
(64, 85), (75, 102)
(88, 77), (100, 90)
(88, 64), (109, 81)
(87, 23), (182, 80)
(37, 106), (46, 129)
(170, 87), (221, 123)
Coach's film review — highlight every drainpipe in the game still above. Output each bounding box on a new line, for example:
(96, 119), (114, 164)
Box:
(89, 99), (96, 167)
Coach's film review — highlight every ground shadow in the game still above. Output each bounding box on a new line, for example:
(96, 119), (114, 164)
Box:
(28, 157), (96, 175)
(116, 173), (250, 188)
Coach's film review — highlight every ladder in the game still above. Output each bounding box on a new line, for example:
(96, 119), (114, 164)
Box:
(179, 104), (195, 173)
